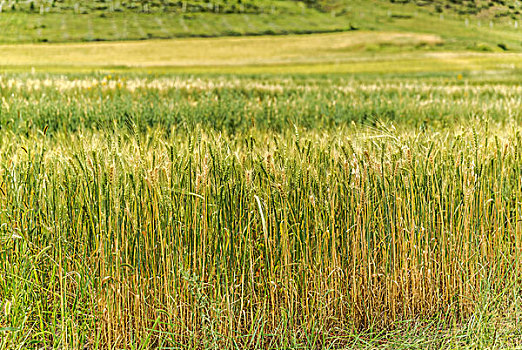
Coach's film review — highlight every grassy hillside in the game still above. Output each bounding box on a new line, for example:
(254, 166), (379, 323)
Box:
(0, 0), (350, 43)
(0, 0), (520, 74)
(3, 0), (299, 14)
(328, 0), (522, 52)
(0, 0), (519, 51)
(0, 1), (354, 43)
(385, 0), (521, 18)
(4, 0), (521, 18)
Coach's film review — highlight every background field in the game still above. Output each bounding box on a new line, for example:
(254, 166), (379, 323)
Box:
(0, 31), (521, 75)
(0, 0), (520, 51)
(0, 0), (520, 74)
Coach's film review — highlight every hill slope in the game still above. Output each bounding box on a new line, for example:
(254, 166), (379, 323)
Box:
(0, 0), (519, 51)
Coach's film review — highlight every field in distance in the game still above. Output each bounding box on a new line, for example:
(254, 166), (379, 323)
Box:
(0, 0), (520, 51)
(0, 31), (521, 76)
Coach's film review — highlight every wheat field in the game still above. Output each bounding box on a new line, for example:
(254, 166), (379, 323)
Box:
(0, 74), (521, 348)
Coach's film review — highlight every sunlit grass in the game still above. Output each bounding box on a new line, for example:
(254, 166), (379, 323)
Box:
(0, 73), (522, 348)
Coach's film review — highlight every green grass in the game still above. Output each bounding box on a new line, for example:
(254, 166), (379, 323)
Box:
(0, 1), (521, 347)
(0, 9), (354, 43)
(0, 0), (519, 52)
(1, 72), (522, 348)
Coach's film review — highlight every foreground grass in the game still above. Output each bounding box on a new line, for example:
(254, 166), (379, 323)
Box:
(1, 74), (522, 348)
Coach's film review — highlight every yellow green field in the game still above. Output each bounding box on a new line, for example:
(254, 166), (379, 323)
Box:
(1, 1), (522, 348)
(0, 31), (521, 76)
